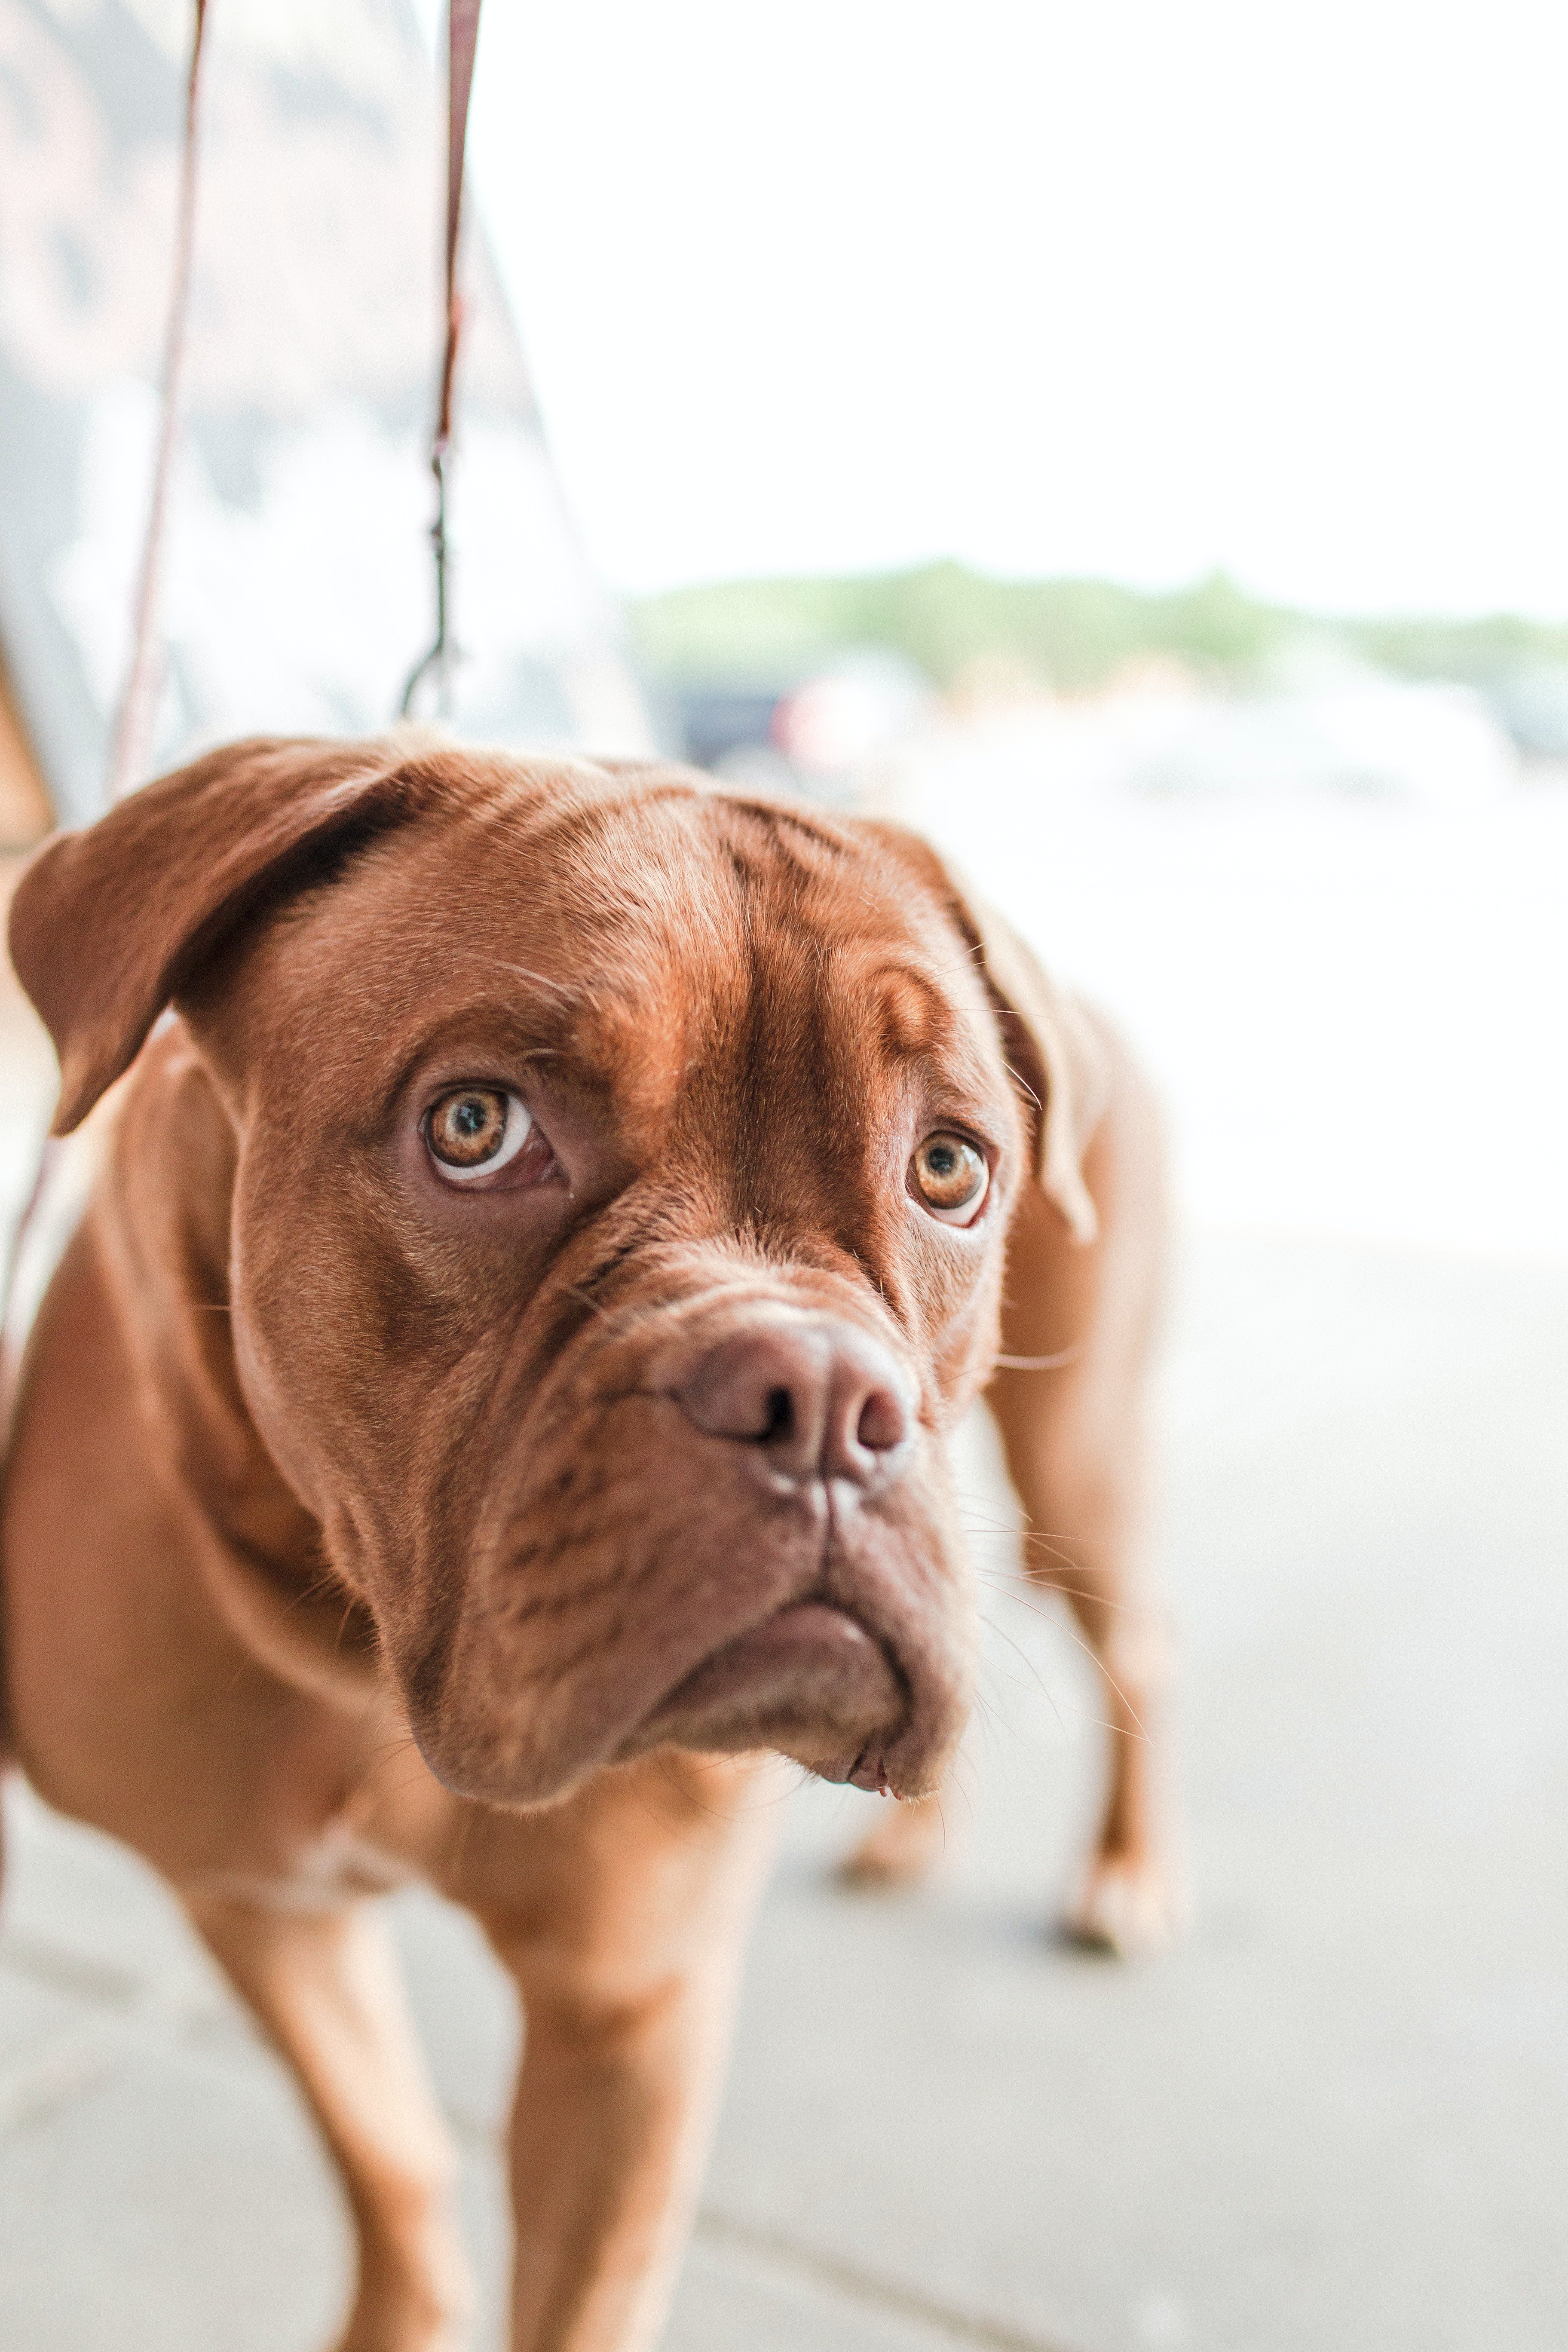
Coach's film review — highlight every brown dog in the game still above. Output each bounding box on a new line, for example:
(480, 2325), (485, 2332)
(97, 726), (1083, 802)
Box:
(0, 737), (1175, 2352)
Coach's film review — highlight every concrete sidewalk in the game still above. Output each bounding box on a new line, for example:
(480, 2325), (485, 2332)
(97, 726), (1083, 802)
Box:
(2, 1232), (1565, 2352)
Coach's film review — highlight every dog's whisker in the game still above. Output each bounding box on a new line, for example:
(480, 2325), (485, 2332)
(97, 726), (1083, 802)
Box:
(979, 1592), (1152, 1733)
(354, 1737), (421, 1789)
(486, 959), (584, 1005)
(968, 1581), (1151, 1740)
(1000, 1056), (1042, 1112)
(1023, 1614), (1151, 1739)
(976, 1618), (1076, 1744)
(952, 1510), (1090, 1565)
(971, 1568), (1138, 1620)
(957, 1516), (1080, 1567)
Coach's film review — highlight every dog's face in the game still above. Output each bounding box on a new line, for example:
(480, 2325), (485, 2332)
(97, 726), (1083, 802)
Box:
(13, 743), (1084, 1812)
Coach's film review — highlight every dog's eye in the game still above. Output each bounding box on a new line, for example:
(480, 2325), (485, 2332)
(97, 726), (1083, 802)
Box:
(910, 1132), (989, 1225)
(426, 1087), (533, 1182)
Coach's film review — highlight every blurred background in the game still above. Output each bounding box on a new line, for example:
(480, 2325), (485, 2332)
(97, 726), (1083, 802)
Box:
(0, 3), (1564, 2349)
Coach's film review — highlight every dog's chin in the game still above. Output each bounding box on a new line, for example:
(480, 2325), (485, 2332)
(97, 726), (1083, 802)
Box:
(405, 1581), (964, 1815)
(622, 1601), (908, 1793)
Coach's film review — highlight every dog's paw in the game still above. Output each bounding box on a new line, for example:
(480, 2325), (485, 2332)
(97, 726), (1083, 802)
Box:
(333, 2309), (470, 2352)
(331, 2250), (474, 2352)
(1064, 1851), (1188, 1958)
(837, 1796), (946, 1889)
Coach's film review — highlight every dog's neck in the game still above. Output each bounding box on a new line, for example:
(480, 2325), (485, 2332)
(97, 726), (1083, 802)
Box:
(94, 1021), (385, 1712)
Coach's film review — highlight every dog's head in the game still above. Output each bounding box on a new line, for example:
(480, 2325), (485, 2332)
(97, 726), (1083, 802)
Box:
(11, 738), (1100, 1810)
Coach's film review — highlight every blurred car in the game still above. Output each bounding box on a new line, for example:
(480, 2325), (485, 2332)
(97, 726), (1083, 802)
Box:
(670, 649), (931, 802)
(1485, 662), (1568, 763)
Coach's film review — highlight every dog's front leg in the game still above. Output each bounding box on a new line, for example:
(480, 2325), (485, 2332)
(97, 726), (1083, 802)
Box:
(474, 1755), (778, 2352)
(187, 1892), (473, 2352)
(499, 1947), (740, 2352)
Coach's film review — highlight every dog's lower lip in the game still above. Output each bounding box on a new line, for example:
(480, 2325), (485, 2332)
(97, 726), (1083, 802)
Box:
(637, 1601), (900, 1762)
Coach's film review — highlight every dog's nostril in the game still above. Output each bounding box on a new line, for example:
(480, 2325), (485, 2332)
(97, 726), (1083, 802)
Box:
(855, 1388), (907, 1452)
(760, 1386), (795, 1444)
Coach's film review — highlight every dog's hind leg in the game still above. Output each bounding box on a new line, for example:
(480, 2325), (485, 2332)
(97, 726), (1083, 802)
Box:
(186, 1892), (472, 2352)
(984, 1036), (1183, 1955)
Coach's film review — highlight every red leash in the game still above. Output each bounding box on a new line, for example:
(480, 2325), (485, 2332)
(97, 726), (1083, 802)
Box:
(400, 0), (485, 721)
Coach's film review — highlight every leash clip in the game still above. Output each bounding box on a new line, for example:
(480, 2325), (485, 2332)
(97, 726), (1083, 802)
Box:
(399, 434), (459, 722)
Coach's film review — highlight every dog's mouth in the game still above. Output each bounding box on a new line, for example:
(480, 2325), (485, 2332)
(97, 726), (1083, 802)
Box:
(628, 1600), (906, 1792)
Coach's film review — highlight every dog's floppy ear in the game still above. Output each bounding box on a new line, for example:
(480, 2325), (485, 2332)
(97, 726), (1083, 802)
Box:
(864, 820), (1110, 1243)
(964, 895), (1110, 1243)
(10, 735), (440, 1135)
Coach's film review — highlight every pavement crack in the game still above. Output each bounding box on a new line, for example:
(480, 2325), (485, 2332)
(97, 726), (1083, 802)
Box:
(694, 2206), (1078, 2352)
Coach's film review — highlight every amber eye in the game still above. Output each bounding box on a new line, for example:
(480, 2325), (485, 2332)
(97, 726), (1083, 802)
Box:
(911, 1131), (989, 1225)
(425, 1087), (532, 1182)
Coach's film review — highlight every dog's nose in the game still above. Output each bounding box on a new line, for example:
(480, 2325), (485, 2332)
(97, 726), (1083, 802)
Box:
(671, 1321), (913, 1485)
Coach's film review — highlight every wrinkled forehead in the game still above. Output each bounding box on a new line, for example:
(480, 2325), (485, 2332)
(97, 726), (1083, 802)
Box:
(273, 771), (1000, 1103)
